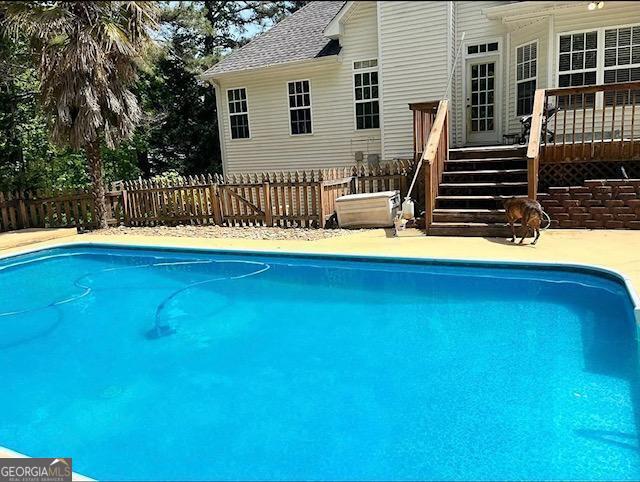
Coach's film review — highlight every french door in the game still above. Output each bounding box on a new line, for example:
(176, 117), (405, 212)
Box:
(466, 57), (500, 145)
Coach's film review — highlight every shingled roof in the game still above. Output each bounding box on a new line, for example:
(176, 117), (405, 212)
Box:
(202, 1), (346, 77)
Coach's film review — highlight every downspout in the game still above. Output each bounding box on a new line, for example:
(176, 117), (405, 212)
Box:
(505, 30), (511, 136)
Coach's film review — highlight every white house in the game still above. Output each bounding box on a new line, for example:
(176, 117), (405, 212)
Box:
(202, 1), (640, 174)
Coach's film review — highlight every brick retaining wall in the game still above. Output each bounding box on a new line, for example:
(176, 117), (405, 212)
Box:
(537, 179), (640, 229)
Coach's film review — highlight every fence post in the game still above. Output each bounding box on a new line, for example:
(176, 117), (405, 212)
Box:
(122, 190), (131, 226)
(16, 192), (28, 229)
(211, 184), (223, 225)
(262, 181), (273, 226)
(319, 181), (327, 228)
(349, 176), (356, 195)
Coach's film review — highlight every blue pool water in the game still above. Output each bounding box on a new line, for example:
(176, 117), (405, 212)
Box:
(0, 245), (638, 480)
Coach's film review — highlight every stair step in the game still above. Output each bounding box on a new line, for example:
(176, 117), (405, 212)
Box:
(449, 146), (526, 160)
(439, 182), (528, 196)
(436, 195), (527, 210)
(442, 169), (528, 184)
(438, 195), (527, 200)
(433, 208), (506, 223)
(428, 222), (512, 237)
(443, 169), (527, 175)
(445, 157), (527, 166)
(440, 182), (528, 188)
(434, 208), (506, 214)
(445, 157), (527, 172)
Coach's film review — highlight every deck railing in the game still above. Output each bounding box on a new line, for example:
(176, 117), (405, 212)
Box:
(527, 81), (640, 198)
(410, 100), (449, 229)
(541, 81), (640, 163)
(527, 89), (546, 199)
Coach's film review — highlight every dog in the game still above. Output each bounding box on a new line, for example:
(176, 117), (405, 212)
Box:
(503, 197), (550, 245)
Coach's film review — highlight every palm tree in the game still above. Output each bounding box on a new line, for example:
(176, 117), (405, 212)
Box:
(2, 1), (158, 228)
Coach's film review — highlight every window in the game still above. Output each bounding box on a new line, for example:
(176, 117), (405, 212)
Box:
(353, 59), (379, 130)
(467, 42), (499, 55)
(516, 41), (537, 116)
(288, 80), (312, 135)
(227, 88), (250, 139)
(558, 31), (598, 107)
(603, 25), (640, 105)
(470, 62), (496, 132)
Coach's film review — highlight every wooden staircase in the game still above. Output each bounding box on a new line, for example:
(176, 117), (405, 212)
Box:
(413, 81), (640, 237)
(429, 146), (528, 236)
(411, 100), (535, 238)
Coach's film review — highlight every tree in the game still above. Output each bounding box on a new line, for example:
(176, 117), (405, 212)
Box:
(2, 1), (159, 228)
(131, 1), (307, 178)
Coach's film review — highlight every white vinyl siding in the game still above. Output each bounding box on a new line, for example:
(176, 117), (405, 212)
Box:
(287, 80), (312, 135)
(452, 1), (508, 146)
(507, 20), (548, 136)
(217, 1), (380, 173)
(378, 1), (450, 159)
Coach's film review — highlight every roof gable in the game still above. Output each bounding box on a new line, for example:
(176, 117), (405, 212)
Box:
(202, 1), (346, 78)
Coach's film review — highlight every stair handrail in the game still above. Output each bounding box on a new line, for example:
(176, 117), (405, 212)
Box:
(423, 99), (449, 229)
(527, 89), (546, 200)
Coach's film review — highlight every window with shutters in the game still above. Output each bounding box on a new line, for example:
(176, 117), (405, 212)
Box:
(603, 25), (640, 105)
(516, 41), (537, 116)
(556, 25), (640, 108)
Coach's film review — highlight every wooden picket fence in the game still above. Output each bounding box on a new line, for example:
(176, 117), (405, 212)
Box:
(122, 162), (411, 228)
(0, 189), (123, 232)
(0, 161), (413, 233)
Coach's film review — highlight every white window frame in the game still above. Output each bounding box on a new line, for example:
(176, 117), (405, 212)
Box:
(462, 37), (503, 145)
(555, 23), (640, 107)
(465, 40), (501, 58)
(286, 79), (313, 136)
(602, 24), (640, 97)
(556, 29), (599, 90)
(352, 59), (380, 131)
(515, 39), (539, 117)
(226, 87), (251, 140)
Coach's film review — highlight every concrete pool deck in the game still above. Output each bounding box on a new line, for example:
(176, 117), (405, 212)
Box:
(1, 227), (639, 294)
(0, 227), (77, 250)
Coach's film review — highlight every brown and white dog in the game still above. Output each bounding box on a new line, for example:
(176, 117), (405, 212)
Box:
(503, 197), (551, 245)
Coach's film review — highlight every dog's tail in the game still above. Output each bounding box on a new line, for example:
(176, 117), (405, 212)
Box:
(540, 208), (551, 230)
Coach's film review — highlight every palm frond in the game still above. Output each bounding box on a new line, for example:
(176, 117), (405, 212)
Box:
(4, 0), (159, 150)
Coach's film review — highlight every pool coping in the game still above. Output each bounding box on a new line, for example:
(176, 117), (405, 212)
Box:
(2, 238), (639, 318)
(1, 238), (639, 480)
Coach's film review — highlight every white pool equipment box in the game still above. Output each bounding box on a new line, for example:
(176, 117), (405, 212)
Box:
(335, 190), (401, 228)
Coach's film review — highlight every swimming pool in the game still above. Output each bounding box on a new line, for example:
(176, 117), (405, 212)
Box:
(0, 243), (638, 480)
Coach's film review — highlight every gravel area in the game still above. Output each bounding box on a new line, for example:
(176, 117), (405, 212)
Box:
(92, 225), (363, 241)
